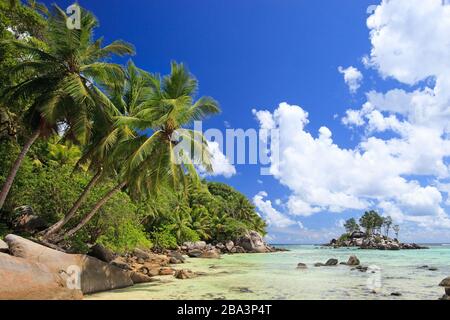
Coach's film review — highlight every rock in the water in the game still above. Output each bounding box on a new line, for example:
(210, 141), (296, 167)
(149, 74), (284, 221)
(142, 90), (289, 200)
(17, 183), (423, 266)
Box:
(4, 234), (133, 294)
(88, 243), (115, 263)
(314, 263), (325, 267)
(200, 249), (221, 259)
(297, 263), (307, 269)
(235, 231), (271, 253)
(130, 271), (153, 284)
(390, 292), (402, 296)
(0, 252), (82, 300)
(174, 269), (197, 279)
(346, 255), (360, 266)
(440, 277), (450, 287)
(351, 265), (368, 272)
(325, 258), (338, 266)
(159, 267), (175, 276)
(439, 277), (450, 295)
(428, 267), (438, 271)
(169, 257), (180, 264)
(167, 251), (185, 264)
(0, 239), (8, 253)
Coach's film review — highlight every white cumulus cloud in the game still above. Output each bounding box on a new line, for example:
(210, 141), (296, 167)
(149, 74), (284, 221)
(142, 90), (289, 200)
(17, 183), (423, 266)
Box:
(199, 141), (236, 178)
(253, 191), (296, 228)
(338, 66), (363, 93)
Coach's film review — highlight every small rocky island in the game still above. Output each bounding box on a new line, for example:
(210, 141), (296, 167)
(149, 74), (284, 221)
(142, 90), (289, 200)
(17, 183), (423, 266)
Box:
(327, 211), (428, 250)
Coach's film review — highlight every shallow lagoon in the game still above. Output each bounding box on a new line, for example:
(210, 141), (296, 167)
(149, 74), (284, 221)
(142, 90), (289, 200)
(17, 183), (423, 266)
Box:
(88, 244), (450, 300)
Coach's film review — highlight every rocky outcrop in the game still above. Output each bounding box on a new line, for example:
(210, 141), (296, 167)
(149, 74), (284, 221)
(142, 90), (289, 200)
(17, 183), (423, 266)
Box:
(180, 232), (284, 257)
(167, 250), (185, 264)
(325, 258), (338, 266)
(199, 249), (221, 259)
(0, 252), (83, 300)
(175, 269), (197, 279)
(439, 277), (450, 300)
(314, 259), (338, 267)
(225, 240), (234, 252)
(327, 234), (428, 250)
(88, 243), (115, 263)
(234, 231), (275, 253)
(4, 234), (133, 295)
(346, 255), (360, 266)
(113, 249), (171, 281)
(314, 262), (325, 267)
(182, 241), (207, 251)
(350, 231), (366, 239)
(130, 271), (153, 284)
(297, 263), (307, 269)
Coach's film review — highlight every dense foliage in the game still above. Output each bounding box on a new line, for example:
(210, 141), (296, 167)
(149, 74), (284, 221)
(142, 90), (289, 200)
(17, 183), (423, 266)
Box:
(342, 211), (399, 239)
(0, 1), (267, 253)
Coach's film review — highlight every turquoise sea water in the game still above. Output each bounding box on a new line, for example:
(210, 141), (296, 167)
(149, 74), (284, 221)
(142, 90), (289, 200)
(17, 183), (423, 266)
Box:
(88, 244), (450, 300)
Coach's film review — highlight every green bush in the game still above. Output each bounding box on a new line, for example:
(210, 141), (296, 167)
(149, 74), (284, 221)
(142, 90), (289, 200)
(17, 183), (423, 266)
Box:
(150, 226), (178, 249)
(338, 233), (351, 243)
(179, 227), (200, 243)
(97, 221), (152, 254)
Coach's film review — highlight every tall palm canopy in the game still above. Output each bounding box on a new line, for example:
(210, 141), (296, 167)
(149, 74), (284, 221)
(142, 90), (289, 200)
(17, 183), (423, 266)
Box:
(3, 4), (134, 143)
(0, 4), (134, 210)
(115, 61), (221, 197)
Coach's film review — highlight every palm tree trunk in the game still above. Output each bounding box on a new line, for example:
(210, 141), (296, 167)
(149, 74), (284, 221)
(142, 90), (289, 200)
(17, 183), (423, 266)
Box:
(0, 128), (41, 211)
(54, 181), (127, 243)
(41, 168), (103, 239)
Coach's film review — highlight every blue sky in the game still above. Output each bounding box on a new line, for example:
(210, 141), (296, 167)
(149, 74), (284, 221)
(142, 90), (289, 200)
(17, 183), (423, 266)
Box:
(45, 0), (450, 243)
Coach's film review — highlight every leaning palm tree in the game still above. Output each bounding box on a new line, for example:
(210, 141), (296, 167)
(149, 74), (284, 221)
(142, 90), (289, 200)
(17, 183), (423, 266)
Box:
(41, 61), (146, 240)
(57, 62), (221, 241)
(116, 61), (221, 194)
(0, 4), (134, 211)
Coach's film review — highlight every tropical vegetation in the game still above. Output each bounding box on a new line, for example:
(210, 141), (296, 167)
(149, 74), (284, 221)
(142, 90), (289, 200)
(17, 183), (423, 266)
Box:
(0, 1), (266, 253)
(342, 211), (399, 239)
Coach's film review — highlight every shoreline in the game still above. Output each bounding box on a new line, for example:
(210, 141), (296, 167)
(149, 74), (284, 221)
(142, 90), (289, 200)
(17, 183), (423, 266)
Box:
(87, 244), (450, 300)
(1, 235), (449, 300)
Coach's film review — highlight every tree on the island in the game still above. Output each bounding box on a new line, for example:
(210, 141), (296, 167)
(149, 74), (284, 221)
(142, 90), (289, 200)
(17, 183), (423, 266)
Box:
(359, 210), (384, 235)
(382, 216), (393, 237)
(393, 225), (400, 240)
(343, 218), (360, 234)
(0, 4), (134, 211)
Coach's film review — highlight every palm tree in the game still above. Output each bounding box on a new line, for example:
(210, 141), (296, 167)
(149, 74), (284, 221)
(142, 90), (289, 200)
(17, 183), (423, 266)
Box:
(166, 192), (194, 243)
(235, 196), (257, 221)
(190, 206), (212, 240)
(252, 217), (267, 236)
(43, 61), (147, 240)
(0, 4), (134, 211)
(115, 61), (220, 196)
(393, 225), (400, 240)
(57, 61), (220, 241)
(46, 136), (81, 166)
